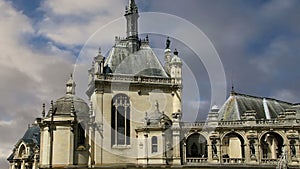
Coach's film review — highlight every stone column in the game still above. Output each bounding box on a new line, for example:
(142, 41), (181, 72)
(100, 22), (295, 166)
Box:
(171, 112), (182, 165)
(20, 160), (25, 169)
(144, 132), (149, 166)
(94, 89), (103, 165)
(11, 162), (16, 169)
(182, 141), (187, 164)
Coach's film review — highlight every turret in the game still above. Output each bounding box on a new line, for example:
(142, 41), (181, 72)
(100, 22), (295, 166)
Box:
(94, 48), (105, 75)
(170, 49), (182, 85)
(125, 0), (139, 53)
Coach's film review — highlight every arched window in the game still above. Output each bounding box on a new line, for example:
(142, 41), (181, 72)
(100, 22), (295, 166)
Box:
(111, 94), (130, 146)
(18, 145), (26, 158)
(152, 136), (158, 153)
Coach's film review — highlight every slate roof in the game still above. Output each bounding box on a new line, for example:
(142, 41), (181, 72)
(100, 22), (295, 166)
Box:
(49, 94), (89, 119)
(105, 44), (168, 77)
(7, 125), (40, 161)
(22, 125), (40, 145)
(218, 92), (294, 121)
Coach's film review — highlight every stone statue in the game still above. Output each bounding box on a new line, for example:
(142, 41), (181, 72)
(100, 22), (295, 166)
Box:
(250, 141), (255, 156)
(166, 37), (171, 49)
(291, 144), (296, 157)
(212, 143), (217, 155)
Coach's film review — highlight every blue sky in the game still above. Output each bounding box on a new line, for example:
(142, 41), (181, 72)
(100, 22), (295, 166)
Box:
(1, 0), (300, 168)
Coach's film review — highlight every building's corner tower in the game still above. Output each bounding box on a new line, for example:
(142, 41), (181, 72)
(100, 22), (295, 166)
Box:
(170, 49), (183, 113)
(170, 49), (182, 85)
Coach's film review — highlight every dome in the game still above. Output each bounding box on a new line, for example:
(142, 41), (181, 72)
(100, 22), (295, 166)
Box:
(171, 49), (182, 64)
(47, 74), (89, 120)
(53, 94), (89, 118)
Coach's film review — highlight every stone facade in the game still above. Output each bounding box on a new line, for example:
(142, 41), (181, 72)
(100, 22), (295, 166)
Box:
(7, 0), (300, 169)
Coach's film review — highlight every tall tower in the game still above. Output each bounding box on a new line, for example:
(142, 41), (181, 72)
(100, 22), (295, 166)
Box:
(86, 0), (183, 166)
(125, 0), (139, 53)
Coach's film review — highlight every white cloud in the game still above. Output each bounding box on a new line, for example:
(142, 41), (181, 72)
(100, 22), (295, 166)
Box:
(0, 0), (76, 168)
(38, 0), (126, 47)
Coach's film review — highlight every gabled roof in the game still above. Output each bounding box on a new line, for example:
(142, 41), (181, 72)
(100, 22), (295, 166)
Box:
(218, 92), (293, 121)
(105, 44), (168, 77)
(7, 125), (40, 161)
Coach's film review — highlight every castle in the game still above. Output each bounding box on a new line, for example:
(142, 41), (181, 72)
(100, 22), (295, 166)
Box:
(7, 0), (300, 168)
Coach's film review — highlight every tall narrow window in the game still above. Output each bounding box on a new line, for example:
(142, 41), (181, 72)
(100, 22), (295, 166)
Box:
(111, 94), (130, 146)
(152, 136), (158, 153)
(77, 123), (85, 146)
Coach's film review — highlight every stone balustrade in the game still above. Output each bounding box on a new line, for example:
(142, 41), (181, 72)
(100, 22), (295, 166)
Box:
(222, 158), (245, 164)
(186, 157), (208, 163)
(261, 158), (278, 164)
(96, 74), (175, 85)
(181, 119), (289, 128)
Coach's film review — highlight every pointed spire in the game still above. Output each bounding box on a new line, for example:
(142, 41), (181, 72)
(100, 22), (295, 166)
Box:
(126, 0), (138, 14)
(50, 100), (54, 115)
(42, 103), (45, 117)
(66, 73), (76, 95)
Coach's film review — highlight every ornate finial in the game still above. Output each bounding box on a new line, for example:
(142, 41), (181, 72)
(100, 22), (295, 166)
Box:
(92, 61), (95, 69)
(231, 81), (235, 96)
(42, 103), (45, 117)
(98, 47), (101, 55)
(174, 49), (178, 56)
(71, 101), (75, 113)
(66, 74), (76, 95)
(126, 0), (138, 15)
(50, 100), (53, 115)
(89, 102), (93, 117)
(166, 37), (171, 49)
(155, 100), (159, 111)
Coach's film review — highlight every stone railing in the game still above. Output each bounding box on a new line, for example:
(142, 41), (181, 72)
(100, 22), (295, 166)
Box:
(222, 158), (245, 164)
(218, 121), (244, 126)
(256, 119), (283, 125)
(261, 158), (278, 164)
(186, 157), (208, 163)
(181, 122), (207, 127)
(96, 74), (175, 85)
(182, 119), (288, 129)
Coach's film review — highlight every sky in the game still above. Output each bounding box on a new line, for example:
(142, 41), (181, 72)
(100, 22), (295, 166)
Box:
(1, 0), (300, 168)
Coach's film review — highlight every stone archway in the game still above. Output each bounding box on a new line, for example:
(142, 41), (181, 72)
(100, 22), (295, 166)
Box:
(221, 132), (245, 159)
(260, 132), (284, 159)
(186, 133), (208, 158)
